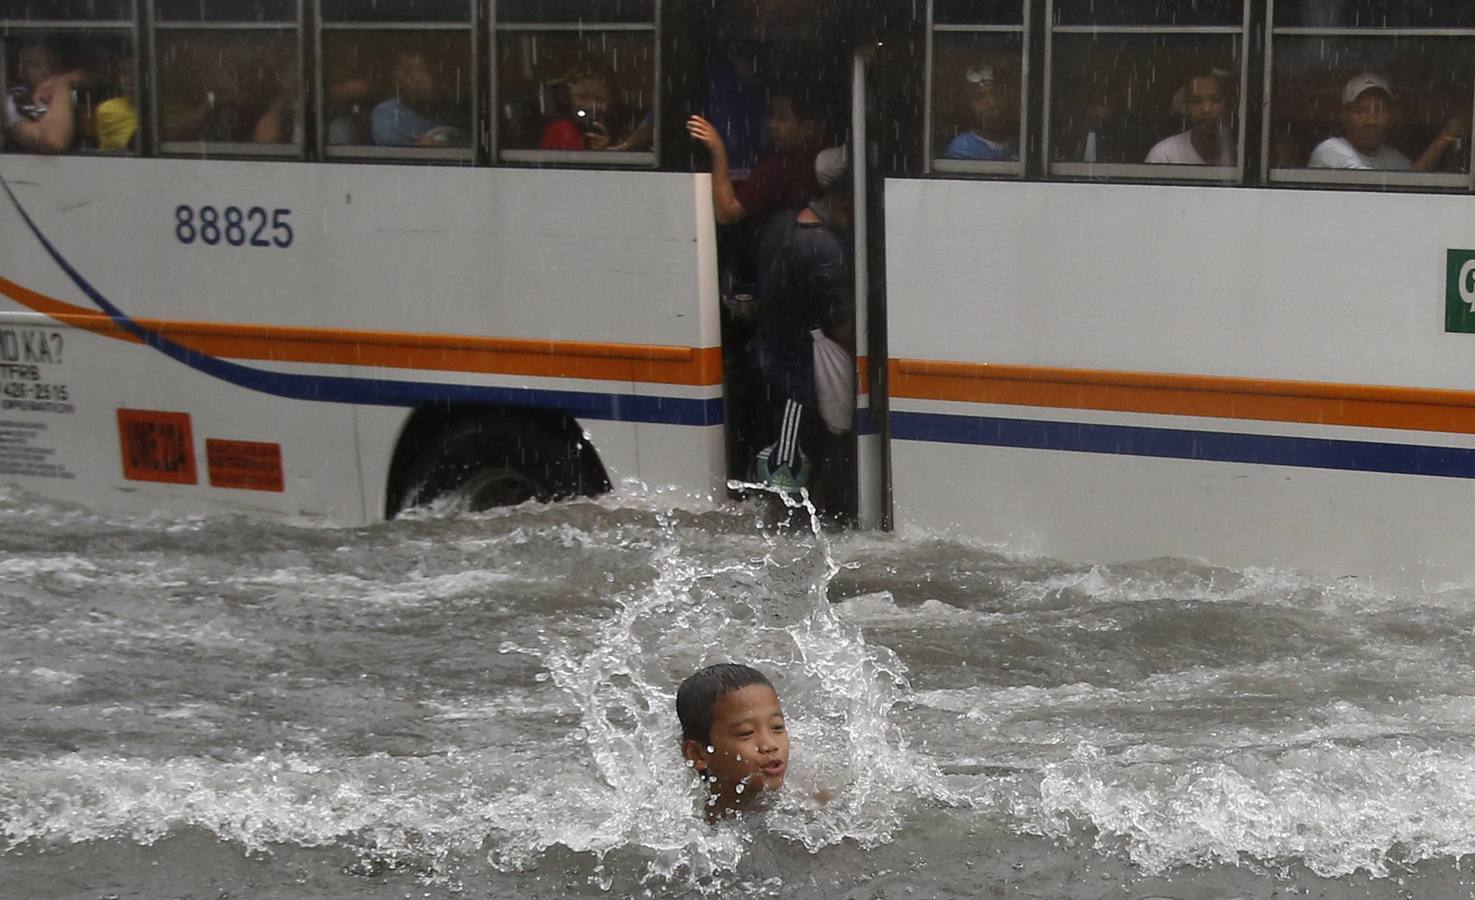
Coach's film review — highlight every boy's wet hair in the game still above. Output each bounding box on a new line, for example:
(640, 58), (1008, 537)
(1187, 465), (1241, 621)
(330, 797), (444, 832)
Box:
(768, 85), (828, 127)
(676, 663), (773, 743)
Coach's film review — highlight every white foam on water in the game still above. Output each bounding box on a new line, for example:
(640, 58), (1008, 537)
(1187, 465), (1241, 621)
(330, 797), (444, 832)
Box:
(832, 592), (1006, 629)
(232, 566), (529, 607)
(1016, 738), (1475, 878)
(0, 749), (502, 862)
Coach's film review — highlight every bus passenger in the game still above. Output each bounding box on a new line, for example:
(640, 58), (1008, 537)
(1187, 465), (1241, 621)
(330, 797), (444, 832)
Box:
(371, 50), (466, 147)
(944, 65), (1019, 161)
(1146, 69), (1236, 166)
(749, 147), (853, 500)
(1309, 74), (1466, 171)
(687, 90), (826, 226)
(93, 53), (137, 152)
(5, 39), (85, 154)
(539, 70), (614, 150)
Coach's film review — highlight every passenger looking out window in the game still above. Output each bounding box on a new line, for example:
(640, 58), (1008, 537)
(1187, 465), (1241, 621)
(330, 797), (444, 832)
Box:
(688, 91), (826, 226)
(371, 49), (467, 147)
(157, 34), (295, 145)
(1145, 68), (1235, 166)
(944, 64), (1019, 162)
(93, 53), (136, 151)
(1309, 74), (1466, 171)
(536, 69), (651, 152)
(5, 39), (86, 153)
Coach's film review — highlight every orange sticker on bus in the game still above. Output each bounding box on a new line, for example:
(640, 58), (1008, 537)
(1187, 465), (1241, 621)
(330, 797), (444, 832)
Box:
(205, 439), (284, 492)
(117, 409), (197, 484)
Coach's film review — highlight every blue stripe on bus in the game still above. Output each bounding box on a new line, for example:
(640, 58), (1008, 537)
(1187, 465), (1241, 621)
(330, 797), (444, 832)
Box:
(891, 410), (1475, 479)
(1, 178), (722, 428)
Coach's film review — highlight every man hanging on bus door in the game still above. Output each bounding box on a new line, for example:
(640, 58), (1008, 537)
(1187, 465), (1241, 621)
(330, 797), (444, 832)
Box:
(747, 146), (855, 515)
(686, 88), (827, 228)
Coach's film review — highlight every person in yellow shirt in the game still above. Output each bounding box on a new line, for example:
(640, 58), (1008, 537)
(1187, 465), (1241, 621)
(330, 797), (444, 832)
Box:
(94, 54), (136, 151)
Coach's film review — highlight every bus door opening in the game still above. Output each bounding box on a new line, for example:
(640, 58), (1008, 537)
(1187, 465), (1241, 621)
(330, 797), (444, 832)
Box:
(699, 20), (860, 524)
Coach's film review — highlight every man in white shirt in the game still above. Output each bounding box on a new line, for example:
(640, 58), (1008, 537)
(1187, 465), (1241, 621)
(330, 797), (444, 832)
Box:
(1309, 73), (1464, 171)
(1145, 70), (1235, 166)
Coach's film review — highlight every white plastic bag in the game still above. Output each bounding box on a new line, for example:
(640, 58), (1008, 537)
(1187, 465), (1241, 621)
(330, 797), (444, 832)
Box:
(811, 328), (854, 434)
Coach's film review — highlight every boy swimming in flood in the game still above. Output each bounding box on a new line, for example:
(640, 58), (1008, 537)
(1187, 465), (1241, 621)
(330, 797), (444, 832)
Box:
(676, 663), (788, 818)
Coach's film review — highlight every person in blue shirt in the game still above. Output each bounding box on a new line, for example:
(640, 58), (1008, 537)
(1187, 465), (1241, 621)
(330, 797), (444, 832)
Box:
(371, 49), (466, 147)
(944, 65), (1019, 162)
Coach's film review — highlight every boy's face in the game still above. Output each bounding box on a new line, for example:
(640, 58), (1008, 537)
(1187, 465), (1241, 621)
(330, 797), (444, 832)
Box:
(570, 77), (608, 118)
(393, 52), (436, 103)
(19, 45), (56, 90)
(766, 97), (815, 151)
(1186, 75), (1229, 140)
(970, 81), (1012, 134)
(1343, 89), (1392, 155)
(685, 683), (789, 805)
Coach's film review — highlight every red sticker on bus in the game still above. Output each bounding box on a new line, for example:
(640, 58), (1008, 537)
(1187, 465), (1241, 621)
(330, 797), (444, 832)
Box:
(117, 409), (197, 484)
(205, 439), (284, 492)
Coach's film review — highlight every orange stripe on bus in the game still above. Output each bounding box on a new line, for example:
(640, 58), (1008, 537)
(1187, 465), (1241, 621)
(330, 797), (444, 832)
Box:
(891, 359), (1475, 436)
(0, 276), (721, 386)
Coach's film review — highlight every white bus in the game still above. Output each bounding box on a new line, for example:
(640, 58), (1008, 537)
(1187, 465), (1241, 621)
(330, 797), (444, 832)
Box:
(3, 0), (1475, 586)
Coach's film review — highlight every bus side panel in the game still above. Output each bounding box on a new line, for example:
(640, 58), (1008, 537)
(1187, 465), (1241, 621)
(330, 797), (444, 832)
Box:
(885, 177), (1475, 584)
(343, 167), (726, 508)
(0, 313), (366, 520)
(0, 157), (724, 521)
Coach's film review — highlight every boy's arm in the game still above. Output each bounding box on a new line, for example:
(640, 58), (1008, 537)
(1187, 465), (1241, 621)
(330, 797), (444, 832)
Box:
(12, 73), (81, 153)
(686, 114), (746, 224)
(1413, 116), (1467, 172)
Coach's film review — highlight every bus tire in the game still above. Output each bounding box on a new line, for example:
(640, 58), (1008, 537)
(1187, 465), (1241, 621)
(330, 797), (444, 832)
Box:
(394, 415), (580, 514)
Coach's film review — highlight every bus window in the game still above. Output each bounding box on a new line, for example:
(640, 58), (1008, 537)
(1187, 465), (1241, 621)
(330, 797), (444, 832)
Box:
(2, 30), (135, 155)
(1267, 2), (1473, 188)
(933, 0), (1023, 27)
(1273, 0), (1475, 29)
(927, 0), (1025, 177)
(1046, 1), (1247, 182)
(0, 0), (131, 18)
(319, 0), (474, 161)
(1052, 0), (1243, 28)
(154, 1), (302, 156)
(494, 0), (657, 165)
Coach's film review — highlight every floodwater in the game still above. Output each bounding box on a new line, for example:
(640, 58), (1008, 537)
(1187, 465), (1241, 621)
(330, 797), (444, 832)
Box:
(5, 486), (1475, 900)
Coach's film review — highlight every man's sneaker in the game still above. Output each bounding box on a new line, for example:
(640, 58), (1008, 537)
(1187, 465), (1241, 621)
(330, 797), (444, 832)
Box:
(754, 445), (809, 496)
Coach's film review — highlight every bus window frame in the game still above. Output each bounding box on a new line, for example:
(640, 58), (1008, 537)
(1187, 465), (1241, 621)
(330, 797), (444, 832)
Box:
(1263, 2), (1475, 191)
(315, 6), (479, 164)
(491, 9), (660, 168)
(0, 15), (141, 157)
(1040, 2), (1251, 184)
(925, 0), (1030, 178)
(150, 2), (306, 159)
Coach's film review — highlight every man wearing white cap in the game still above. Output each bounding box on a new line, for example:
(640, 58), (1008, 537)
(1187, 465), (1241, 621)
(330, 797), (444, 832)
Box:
(1309, 73), (1465, 171)
(944, 65), (1019, 162)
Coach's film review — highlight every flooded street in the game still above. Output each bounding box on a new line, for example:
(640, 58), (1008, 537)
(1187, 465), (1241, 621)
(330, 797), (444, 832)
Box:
(6, 487), (1475, 898)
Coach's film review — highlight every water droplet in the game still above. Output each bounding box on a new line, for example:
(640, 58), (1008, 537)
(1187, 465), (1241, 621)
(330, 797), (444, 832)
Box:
(735, 754), (742, 761)
(706, 745), (714, 753)
(684, 759), (694, 768)
(735, 784), (744, 793)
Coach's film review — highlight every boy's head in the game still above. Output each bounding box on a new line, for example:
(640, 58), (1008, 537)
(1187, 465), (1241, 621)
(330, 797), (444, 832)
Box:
(964, 65), (1016, 139)
(676, 663), (789, 812)
(764, 90), (822, 152)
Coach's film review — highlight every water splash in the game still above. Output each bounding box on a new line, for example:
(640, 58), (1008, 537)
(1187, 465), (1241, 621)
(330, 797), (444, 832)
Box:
(486, 487), (962, 892)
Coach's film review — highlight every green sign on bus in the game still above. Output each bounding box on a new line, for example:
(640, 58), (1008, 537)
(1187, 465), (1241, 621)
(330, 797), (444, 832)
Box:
(1447, 249), (1475, 333)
